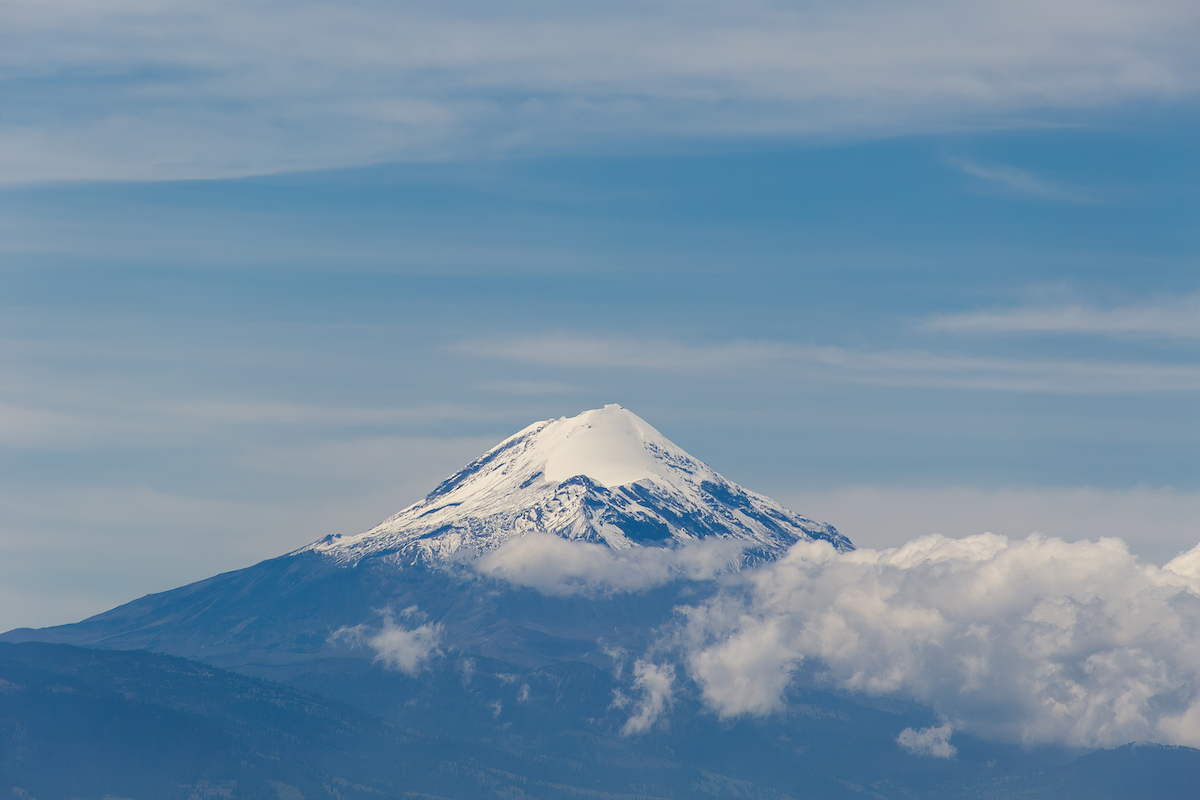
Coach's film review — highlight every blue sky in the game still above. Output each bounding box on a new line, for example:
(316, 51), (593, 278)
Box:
(2, 0), (1199, 630)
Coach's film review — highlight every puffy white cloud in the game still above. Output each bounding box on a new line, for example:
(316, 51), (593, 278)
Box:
(474, 532), (748, 595)
(367, 620), (444, 675)
(333, 609), (444, 675)
(621, 660), (676, 736)
(677, 535), (1200, 749)
(897, 723), (957, 758)
(471, 526), (1200, 749)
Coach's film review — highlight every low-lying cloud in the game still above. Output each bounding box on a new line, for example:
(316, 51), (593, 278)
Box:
(676, 535), (1200, 749)
(621, 660), (677, 735)
(333, 609), (444, 675)
(474, 532), (749, 595)
(897, 723), (957, 758)
(471, 528), (1200, 748)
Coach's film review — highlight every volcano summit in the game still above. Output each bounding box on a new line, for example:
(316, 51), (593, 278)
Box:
(310, 403), (850, 566)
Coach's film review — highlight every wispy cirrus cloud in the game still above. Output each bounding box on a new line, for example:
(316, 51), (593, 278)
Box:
(456, 335), (1200, 394)
(2, 0), (1199, 182)
(925, 297), (1200, 338)
(949, 158), (1099, 204)
(0, 400), (492, 450)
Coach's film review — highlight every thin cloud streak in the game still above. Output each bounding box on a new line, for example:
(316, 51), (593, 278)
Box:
(2, 0), (1199, 182)
(0, 399), (512, 449)
(457, 335), (1200, 394)
(949, 158), (1099, 204)
(926, 298), (1200, 338)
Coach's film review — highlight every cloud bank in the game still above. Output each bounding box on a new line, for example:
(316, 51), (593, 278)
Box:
(4, 0), (1199, 181)
(676, 535), (1200, 749)
(343, 528), (1200, 750)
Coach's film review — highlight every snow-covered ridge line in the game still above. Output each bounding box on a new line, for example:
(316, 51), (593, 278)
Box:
(305, 404), (850, 566)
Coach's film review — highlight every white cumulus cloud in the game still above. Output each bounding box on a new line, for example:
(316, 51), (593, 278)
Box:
(622, 660), (677, 735)
(897, 723), (957, 758)
(676, 534), (1200, 749)
(333, 609), (444, 675)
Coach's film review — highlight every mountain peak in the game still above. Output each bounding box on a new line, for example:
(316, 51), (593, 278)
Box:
(308, 405), (850, 565)
(538, 403), (675, 488)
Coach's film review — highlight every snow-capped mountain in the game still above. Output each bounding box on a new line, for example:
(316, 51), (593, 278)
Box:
(308, 404), (849, 566)
(4, 407), (1193, 800)
(0, 404), (847, 672)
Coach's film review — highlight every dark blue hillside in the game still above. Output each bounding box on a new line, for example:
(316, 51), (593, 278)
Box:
(0, 552), (694, 671)
(4, 642), (1198, 800)
(0, 642), (534, 800)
